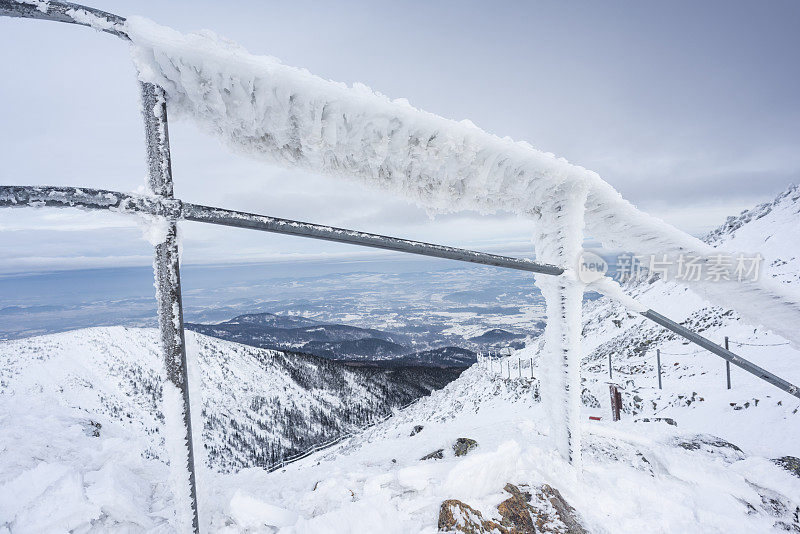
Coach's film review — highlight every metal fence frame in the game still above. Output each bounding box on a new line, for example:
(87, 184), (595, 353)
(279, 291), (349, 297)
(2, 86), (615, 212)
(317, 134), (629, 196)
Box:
(2, 2), (798, 532)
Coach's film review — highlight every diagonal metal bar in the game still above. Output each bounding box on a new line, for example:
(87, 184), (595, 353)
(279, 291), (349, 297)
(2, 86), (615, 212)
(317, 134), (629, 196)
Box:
(180, 203), (564, 275)
(641, 310), (800, 399)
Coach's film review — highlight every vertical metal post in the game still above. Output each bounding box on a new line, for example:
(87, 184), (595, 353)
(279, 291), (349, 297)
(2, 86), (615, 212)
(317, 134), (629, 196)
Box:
(608, 353), (613, 379)
(518, 358), (522, 379)
(656, 349), (662, 390)
(141, 81), (200, 534)
(724, 336), (731, 390)
(530, 357), (533, 379)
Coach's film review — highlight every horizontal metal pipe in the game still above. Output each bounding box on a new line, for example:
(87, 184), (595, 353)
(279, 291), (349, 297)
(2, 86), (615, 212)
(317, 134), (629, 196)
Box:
(0, 185), (179, 217)
(181, 203), (564, 276)
(642, 309), (800, 399)
(0, 0), (128, 39)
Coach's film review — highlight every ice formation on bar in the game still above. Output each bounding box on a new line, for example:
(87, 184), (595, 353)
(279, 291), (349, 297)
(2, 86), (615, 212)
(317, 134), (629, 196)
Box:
(124, 17), (800, 347)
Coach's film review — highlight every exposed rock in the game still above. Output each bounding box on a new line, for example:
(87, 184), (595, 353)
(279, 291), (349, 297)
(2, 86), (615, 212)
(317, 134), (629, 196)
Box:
(421, 449), (444, 461)
(438, 484), (587, 533)
(535, 484), (587, 534)
(744, 481), (800, 532)
(82, 420), (102, 437)
(411, 425), (424, 436)
(497, 484), (535, 532)
(438, 499), (507, 533)
(581, 388), (600, 408)
(453, 438), (478, 457)
(773, 456), (800, 479)
(636, 417), (677, 426)
(674, 434), (745, 462)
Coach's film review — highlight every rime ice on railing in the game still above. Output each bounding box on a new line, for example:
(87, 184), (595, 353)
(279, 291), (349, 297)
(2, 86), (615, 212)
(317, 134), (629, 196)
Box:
(125, 16), (800, 347)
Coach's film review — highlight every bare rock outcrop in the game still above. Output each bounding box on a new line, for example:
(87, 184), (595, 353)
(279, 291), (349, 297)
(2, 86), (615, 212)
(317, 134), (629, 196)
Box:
(438, 483), (587, 533)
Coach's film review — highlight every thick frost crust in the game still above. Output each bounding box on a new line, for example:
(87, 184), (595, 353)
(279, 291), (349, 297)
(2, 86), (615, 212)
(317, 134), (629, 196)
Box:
(126, 17), (800, 345)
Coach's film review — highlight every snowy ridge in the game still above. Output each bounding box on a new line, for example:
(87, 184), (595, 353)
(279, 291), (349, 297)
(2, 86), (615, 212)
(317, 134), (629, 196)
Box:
(704, 183), (800, 288)
(704, 184), (799, 247)
(124, 16), (800, 345)
(0, 327), (446, 474)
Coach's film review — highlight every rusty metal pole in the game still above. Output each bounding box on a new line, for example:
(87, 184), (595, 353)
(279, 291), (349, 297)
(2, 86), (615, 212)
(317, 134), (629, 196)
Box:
(140, 81), (200, 533)
(609, 384), (621, 422)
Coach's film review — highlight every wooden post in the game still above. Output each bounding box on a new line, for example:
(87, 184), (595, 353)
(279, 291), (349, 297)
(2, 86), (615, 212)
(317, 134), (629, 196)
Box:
(609, 384), (622, 421)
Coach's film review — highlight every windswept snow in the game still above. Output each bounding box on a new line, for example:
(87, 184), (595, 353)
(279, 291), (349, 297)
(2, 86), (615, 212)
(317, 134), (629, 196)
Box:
(4, 351), (799, 532)
(2, 188), (800, 531)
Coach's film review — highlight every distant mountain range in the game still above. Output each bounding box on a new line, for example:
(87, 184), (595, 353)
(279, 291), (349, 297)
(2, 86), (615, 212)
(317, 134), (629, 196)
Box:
(187, 312), (489, 367)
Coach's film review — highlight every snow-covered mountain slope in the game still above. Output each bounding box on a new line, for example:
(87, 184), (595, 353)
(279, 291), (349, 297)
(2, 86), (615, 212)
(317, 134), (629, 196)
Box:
(2, 188), (799, 533)
(206, 365), (799, 533)
(3, 355), (798, 532)
(705, 184), (800, 288)
(0, 327), (457, 475)
(571, 184), (800, 457)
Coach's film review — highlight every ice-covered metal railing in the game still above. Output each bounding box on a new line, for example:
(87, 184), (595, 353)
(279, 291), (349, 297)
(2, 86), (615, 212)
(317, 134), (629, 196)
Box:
(6, 0), (799, 353)
(0, 0), (127, 38)
(121, 11), (800, 349)
(0, 2), (198, 530)
(2, 2), (800, 530)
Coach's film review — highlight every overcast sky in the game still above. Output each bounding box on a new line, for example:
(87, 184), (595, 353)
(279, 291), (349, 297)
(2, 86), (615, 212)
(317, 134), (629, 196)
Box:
(1, 0), (798, 274)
